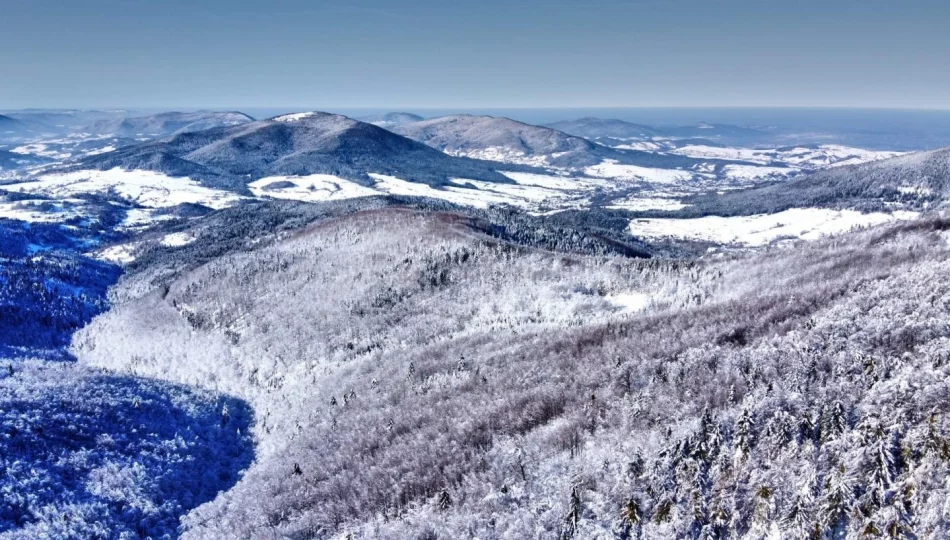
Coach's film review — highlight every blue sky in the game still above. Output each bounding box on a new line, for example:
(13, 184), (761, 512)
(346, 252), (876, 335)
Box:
(2, 0), (949, 109)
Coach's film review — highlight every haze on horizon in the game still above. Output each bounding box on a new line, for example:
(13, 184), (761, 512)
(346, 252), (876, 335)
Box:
(2, 0), (949, 110)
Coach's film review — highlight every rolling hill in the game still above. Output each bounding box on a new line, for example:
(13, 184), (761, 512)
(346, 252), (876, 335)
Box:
(391, 114), (716, 170)
(78, 112), (518, 191)
(89, 111), (254, 137)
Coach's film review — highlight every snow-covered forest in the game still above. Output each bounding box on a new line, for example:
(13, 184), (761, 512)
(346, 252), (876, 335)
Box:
(65, 207), (950, 539)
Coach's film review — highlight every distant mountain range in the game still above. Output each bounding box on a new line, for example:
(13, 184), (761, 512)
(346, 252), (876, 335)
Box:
(545, 117), (769, 146)
(79, 112), (517, 190)
(0, 114), (33, 137)
(390, 114), (717, 170)
(89, 111), (254, 138)
(356, 112), (424, 128)
(544, 117), (662, 140)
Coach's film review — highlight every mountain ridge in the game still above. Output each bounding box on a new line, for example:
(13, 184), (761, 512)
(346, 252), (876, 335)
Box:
(77, 112), (520, 191)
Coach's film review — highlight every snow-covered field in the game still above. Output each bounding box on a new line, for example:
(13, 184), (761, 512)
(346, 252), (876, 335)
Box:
(92, 242), (141, 264)
(249, 171), (618, 212)
(248, 174), (380, 202)
(0, 199), (87, 222)
(445, 146), (566, 168)
(3, 168), (244, 210)
(604, 196), (689, 211)
(628, 208), (920, 246)
(671, 144), (902, 169)
(584, 159), (695, 184)
(160, 231), (196, 247)
(720, 164), (795, 181)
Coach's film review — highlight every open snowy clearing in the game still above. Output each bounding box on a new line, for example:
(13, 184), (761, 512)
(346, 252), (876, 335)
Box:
(446, 146), (565, 168)
(160, 231), (196, 247)
(603, 291), (651, 312)
(585, 159), (696, 184)
(628, 208), (920, 246)
(92, 242), (141, 264)
(248, 174), (380, 202)
(3, 168), (244, 210)
(720, 164), (795, 181)
(250, 171), (618, 212)
(0, 199), (87, 222)
(605, 197), (689, 211)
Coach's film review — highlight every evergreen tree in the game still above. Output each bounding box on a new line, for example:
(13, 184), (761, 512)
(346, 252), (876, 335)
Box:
(563, 485), (582, 539)
(821, 467), (852, 537)
(735, 407), (755, 458)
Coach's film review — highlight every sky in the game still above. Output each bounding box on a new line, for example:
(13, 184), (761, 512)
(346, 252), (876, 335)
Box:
(2, 0), (949, 110)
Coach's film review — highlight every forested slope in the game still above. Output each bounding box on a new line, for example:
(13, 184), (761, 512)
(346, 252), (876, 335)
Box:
(70, 207), (950, 539)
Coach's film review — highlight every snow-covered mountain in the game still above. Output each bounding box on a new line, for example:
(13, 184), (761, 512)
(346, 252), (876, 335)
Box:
(78, 112), (516, 190)
(391, 114), (725, 174)
(392, 114), (609, 167)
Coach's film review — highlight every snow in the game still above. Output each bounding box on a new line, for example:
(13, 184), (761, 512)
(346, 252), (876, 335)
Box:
(721, 164), (795, 181)
(605, 197), (688, 211)
(369, 174), (508, 209)
(11, 143), (72, 160)
(0, 199), (86, 222)
(670, 145), (771, 163)
(671, 144), (903, 169)
(611, 141), (665, 152)
(604, 292), (650, 312)
(160, 232), (196, 247)
(85, 145), (116, 156)
(120, 208), (177, 230)
(628, 208), (920, 246)
(897, 185), (934, 196)
(3, 168), (244, 210)
(447, 147), (563, 168)
(247, 171), (626, 212)
(501, 171), (604, 191)
(93, 243), (140, 264)
(248, 174), (381, 202)
(585, 159), (695, 184)
(273, 112), (317, 123)
(373, 173), (605, 212)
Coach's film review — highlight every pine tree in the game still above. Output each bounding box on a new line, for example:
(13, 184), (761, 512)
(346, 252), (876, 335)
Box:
(437, 489), (452, 511)
(924, 411), (950, 460)
(735, 408), (755, 458)
(799, 408), (819, 445)
(821, 468), (852, 536)
(616, 498), (642, 540)
(563, 485), (582, 539)
(821, 401), (847, 444)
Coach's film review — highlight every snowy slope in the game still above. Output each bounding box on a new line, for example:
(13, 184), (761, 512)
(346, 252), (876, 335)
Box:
(2, 168), (244, 209)
(628, 208), (920, 246)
